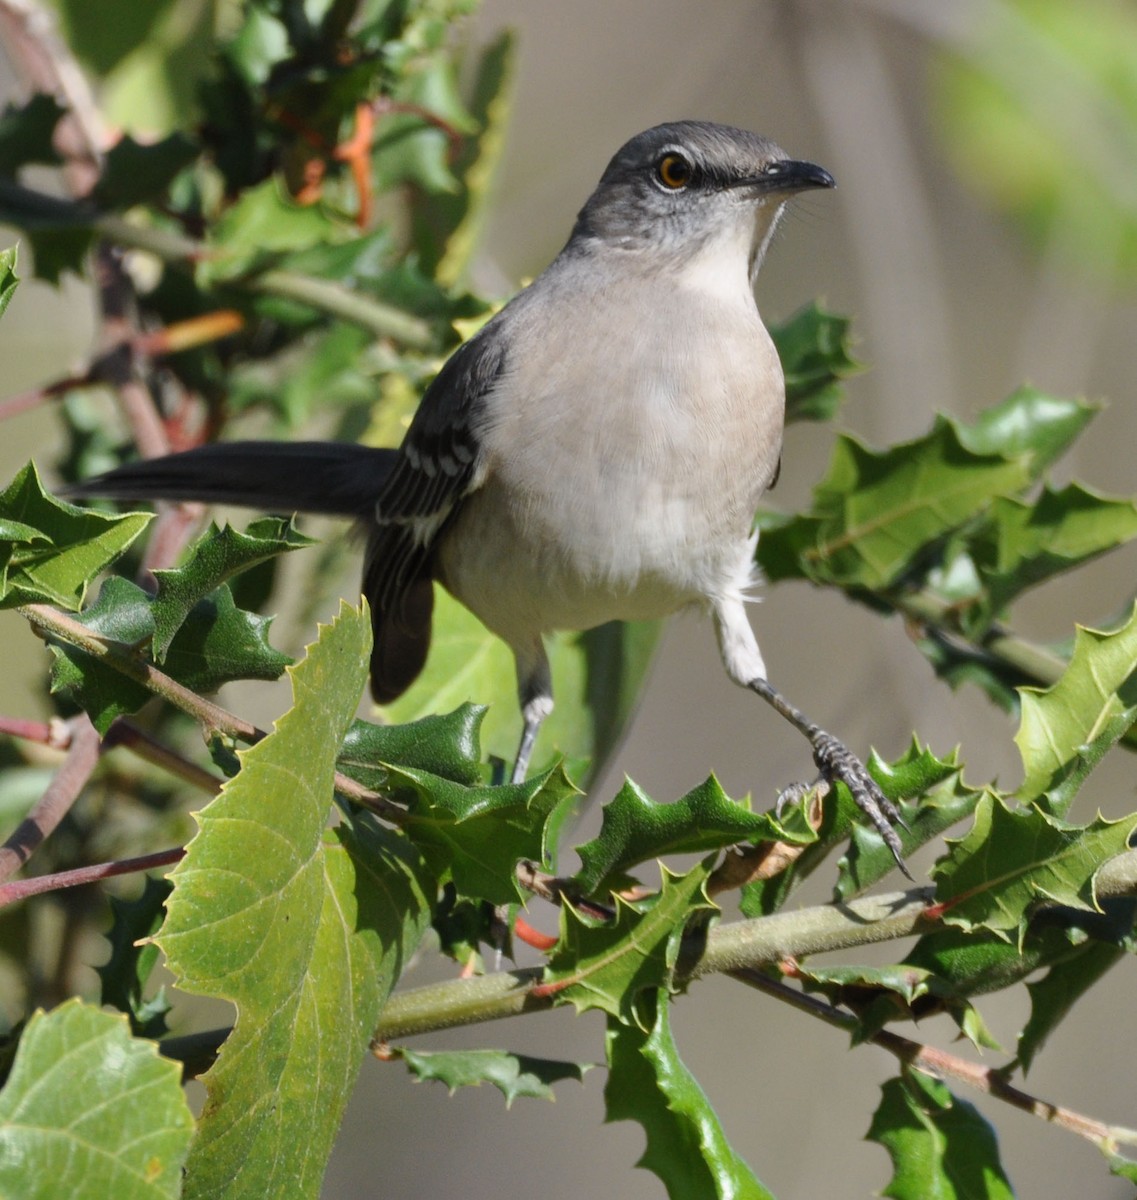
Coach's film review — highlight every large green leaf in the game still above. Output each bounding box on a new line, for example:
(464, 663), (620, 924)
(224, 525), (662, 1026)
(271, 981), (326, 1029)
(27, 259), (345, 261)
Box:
(0, 999), (194, 1200)
(932, 794), (1136, 942)
(757, 417), (1031, 589)
(605, 990), (772, 1200)
(156, 603), (435, 1200)
(543, 861), (715, 1025)
(1015, 604), (1137, 815)
(0, 463), (150, 610)
(757, 388), (1097, 589)
(867, 1072), (1013, 1200)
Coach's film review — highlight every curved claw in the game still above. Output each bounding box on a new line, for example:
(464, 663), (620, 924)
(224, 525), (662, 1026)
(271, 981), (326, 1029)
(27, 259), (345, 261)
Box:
(810, 730), (913, 880)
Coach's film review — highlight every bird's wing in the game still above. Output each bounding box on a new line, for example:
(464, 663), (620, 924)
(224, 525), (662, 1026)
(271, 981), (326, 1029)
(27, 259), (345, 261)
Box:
(364, 327), (507, 700)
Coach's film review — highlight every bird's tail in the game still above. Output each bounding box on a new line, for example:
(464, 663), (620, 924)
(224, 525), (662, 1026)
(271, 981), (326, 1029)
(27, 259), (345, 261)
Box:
(66, 441), (398, 518)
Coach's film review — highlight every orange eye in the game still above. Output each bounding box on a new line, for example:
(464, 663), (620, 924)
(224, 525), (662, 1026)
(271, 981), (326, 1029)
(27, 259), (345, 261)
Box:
(656, 153), (692, 190)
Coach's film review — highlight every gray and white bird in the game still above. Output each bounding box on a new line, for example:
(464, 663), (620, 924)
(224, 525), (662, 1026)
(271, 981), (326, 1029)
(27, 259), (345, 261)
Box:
(73, 121), (908, 869)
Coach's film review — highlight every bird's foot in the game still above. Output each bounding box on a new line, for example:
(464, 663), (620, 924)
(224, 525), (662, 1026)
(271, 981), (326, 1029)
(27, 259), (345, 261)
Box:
(809, 730), (912, 879)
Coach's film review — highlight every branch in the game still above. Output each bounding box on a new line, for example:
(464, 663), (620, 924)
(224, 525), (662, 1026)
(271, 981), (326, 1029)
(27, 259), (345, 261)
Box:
(0, 846), (184, 906)
(0, 714), (101, 882)
(729, 967), (1137, 1153)
(375, 887), (937, 1040)
(17, 603), (406, 822)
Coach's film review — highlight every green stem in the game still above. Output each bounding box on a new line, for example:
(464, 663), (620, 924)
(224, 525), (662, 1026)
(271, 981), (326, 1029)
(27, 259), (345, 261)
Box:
(376, 888), (937, 1040)
(0, 183), (435, 348)
(890, 587), (1067, 686)
(93, 212), (435, 349)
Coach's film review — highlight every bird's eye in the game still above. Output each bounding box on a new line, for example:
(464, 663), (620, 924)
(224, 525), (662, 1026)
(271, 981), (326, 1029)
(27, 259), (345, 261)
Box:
(655, 153), (692, 190)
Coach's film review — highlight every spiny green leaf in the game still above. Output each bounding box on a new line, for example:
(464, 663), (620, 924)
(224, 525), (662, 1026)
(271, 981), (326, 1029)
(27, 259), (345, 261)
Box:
(50, 575), (292, 733)
(605, 990), (772, 1200)
(338, 704), (486, 789)
(0, 462), (150, 610)
(961, 483), (1137, 632)
(956, 387), (1097, 477)
(397, 1046), (589, 1105)
(867, 1071), (1013, 1200)
(0, 94), (65, 174)
(795, 961), (999, 1051)
(395, 762), (578, 906)
(93, 132), (198, 210)
(0, 244), (17, 319)
(1018, 937), (1126, 1073)
(97, 876), (173, 1039)
(771, 301), (860, 424)
(837, 744), (986, 897)
(0, 999), (194, 1200)
(932, 794), (1137, 943)
(150, 517), (312, 657)
(544, 861), (716, 1025)
(757, 415), (1032, 589)
(1015, 604), (1137, 815)
(156, 603), (435, 1200)
(575, 775), (804, 896)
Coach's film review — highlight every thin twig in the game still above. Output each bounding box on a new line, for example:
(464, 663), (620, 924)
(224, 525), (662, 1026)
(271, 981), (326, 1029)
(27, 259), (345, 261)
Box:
(17, 603), (407, 822)
(101, 718), (223, 796)
(0, 846), (184, 907)
(728, 967), (1137, 1152)
(0, 714), (101, 882)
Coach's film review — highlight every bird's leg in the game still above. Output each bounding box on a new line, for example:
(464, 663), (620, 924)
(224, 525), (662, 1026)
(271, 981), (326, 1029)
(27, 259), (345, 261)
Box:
(511, 642), (554, 785)
(713, 601), (910, 875)
(749, 677), (911, 878)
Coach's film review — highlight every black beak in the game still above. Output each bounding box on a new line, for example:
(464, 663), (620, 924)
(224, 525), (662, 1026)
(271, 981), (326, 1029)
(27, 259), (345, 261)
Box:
(733, 159), (836, 195)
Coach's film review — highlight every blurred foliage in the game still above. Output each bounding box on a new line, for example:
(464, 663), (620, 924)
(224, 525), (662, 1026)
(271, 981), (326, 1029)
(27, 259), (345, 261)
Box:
(932, 0), (1137, 282)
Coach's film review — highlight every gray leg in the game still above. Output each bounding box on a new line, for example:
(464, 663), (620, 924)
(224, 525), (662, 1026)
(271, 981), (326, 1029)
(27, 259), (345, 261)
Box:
(511, 638), (553, 785)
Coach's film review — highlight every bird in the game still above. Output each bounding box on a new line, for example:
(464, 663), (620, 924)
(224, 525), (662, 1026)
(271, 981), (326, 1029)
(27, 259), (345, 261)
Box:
(71, 120), (909, 871)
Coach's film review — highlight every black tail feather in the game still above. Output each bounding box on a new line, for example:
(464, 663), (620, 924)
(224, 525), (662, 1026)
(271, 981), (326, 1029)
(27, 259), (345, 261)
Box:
(67, 441), (398, 518)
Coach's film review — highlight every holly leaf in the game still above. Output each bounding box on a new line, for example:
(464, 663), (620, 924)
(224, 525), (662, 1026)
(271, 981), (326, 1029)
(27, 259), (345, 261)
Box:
(1015, 604), (1137, 816)
(49, 575), (292, 733)
(757, 416), (1031, 589)
(932, 795), (1137, 943)
(867, 1071), (1013, 1200)
(771, 301), (860, 424)
(336, 704), (486, 790)
(543, 861), (716, 1025)
(0, 463), (150, 610)
(396, 1046), (589, 1105)
(395, 763), (578, 906)
(965, 485), (1137, 632)
(0, 94), (65, 173)
(0, 999), (194, 1200)
(156, 603), (435, 1200)
(575, 775), (803, 897)
(1019, 937), (1126, 1073)
(150, 517), (312, 657)
(605, 990), (772, 1199)
(93, 132), (198, 210)
(97, 876), (173, 1039)
(836, 744), (986, 898)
